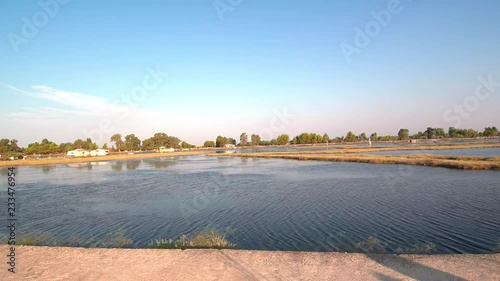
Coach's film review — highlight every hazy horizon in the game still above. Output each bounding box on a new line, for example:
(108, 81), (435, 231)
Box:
(1, 0), (499, 146)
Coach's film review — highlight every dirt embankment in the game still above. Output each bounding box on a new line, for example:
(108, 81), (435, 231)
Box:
(0, 246), (498, 281)
(0, 151), (208, 167)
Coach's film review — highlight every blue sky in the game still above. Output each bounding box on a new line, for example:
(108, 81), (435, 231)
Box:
(1, 0), (499, 146)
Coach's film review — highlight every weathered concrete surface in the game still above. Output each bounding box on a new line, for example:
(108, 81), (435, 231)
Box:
(0, 246), (498, 281)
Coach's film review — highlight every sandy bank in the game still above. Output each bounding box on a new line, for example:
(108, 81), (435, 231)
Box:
(0, 246), (498, 280)
(0, 151), (208, 168)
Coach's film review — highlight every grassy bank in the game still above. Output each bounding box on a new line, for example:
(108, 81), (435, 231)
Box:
(0, 228), (236, 250)
(3, 229), (499, 254)
(312, 143), (500, 154)
(250, 143), (500, 155)
(224, 152), (500, 170)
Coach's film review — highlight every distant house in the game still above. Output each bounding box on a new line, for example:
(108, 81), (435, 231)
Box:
(224, 144), (236, 149)
(67, 149), (90, 157)
(90, 149), (110, 156)
(159, 147), (174, 153)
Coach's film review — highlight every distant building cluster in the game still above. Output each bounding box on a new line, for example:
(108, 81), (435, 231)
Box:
(158, 146), (174, 153)
(67, 149), (109, 157)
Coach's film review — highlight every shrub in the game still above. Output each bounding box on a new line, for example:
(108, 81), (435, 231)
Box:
(148, 227), (236, 249)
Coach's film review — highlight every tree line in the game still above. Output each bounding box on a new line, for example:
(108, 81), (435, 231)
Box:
(210, 126), (499, 147)
(1, 126), (498, 158)
(0, 132), (189, 158)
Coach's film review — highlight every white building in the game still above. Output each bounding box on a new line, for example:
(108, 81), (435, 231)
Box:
(67, 149), (90, 157)
(159, 147), (174, 152)
(90, 149), (110, 156)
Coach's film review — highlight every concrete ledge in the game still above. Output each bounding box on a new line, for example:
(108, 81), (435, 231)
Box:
(0, 246), (498, 280)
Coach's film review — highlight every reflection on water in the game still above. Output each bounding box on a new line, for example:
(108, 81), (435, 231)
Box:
(67, 163), (92, 170)
(112, 161), (123, 171)
(143, 157), (178, 169)
(0, 155), (498, 254)
(126, 161), (141, 171)
(41, 166), (55, 173)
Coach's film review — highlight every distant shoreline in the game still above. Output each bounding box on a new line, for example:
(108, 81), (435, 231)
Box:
(226, 143), (500, 171)
(1, 142), (499, 168)
(0, 151), (208, 168)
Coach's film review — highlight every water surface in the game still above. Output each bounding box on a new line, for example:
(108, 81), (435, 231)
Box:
(0, 156), (498, 253)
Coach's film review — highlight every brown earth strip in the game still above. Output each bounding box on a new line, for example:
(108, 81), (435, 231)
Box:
(0, 246), (498, 281)
(221, 153), (500, 170)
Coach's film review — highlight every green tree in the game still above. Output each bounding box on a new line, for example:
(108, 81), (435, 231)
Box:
(9, 139), (19, 152)
(448, 127), (458, 138)
(425, 127), (436, 139)
(310, 133), (318, 144)
(142, 138), (154, 150)
(181, 141), (190, 149)
(398, 129), (410, 140)
(110, 134), (124, 151)
(204, 141), (215, 147)
(276, 134), (290, 145)
(359, 133), (368, 141)
(345, 131), (357, 142)
(153, 133), (168, 148)
(239, 133), (248, 146)
(148, 133), (181, 149)
(59, 142), (75, 153)
(24, 139), (59, 154)
(166, 136), (181, 148)
(24, 142), (39, 154)
(315, 134), (323, 143)
(483, 126), (499, 137)
(322, 133), (330, 143)
(216, 136), (229, 147)
(89, 142), (98, 150)
(251, 134), (261, 146)
(73, 139), (84, 149)
(297, 133), (310, 144)
(370, 132), (378, 141)
(0, 139), (9, 154)
(124, 134), (141, 151)
(425, 127), (446, 139)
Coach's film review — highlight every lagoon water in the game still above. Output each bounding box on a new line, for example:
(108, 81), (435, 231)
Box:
(1, 155), (498, 253)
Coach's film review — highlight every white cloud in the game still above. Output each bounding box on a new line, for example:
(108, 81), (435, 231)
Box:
(4, 85), (307, 146)
(33, 85), (108, 112)
(4, 85), (206, 145)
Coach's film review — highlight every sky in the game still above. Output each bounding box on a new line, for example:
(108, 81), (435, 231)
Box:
(1, 0), (499, 146)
